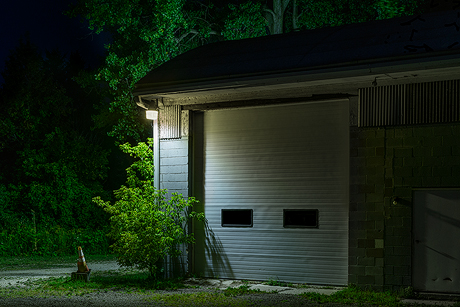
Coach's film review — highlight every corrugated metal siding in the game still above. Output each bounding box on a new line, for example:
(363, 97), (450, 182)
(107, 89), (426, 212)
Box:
(195, 100), (349, 285)
(359, 80), (460, 127)
(160, 105), (181, 139)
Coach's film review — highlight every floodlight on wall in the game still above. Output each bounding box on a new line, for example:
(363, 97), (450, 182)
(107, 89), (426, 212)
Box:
(146, 110), (158, 120)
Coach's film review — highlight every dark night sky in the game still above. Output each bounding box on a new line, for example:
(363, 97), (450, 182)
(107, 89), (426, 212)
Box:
(0, 0), (109, 85)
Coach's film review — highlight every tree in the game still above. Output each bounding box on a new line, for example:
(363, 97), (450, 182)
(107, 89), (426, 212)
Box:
(68, 0), (427, 142)
(0, 38), (111, 230)
(93, 140), (204, 277)
(67, 0), (192, 143)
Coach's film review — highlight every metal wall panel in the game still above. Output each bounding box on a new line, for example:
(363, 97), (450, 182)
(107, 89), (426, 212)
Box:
(160, 105), (181, 139)
(195, 100), (349, 285)
(413, 190), (460, 293)
(358, 80), (460, 127)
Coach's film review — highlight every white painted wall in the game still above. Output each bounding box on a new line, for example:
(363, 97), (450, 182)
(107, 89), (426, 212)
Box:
(159, 137), (190, 277)
(160, 138), (189, 196)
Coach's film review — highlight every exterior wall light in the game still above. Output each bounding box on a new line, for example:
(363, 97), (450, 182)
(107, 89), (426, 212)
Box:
(146, 110), (158, 120)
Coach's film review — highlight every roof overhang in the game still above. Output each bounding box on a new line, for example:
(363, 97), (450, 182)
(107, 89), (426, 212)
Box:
(136, 51), (460, 105)
(134, 10), (460, 107)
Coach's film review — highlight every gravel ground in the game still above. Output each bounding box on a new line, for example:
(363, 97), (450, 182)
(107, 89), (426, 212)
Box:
(0, 286), (344, 307)
(0, 261), (123, 288)
(0, 262), (344, 307)
(0, 262), (456, 307)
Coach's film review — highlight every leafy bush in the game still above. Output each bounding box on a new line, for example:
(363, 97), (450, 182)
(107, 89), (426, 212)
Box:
(93, 140), (204, 277)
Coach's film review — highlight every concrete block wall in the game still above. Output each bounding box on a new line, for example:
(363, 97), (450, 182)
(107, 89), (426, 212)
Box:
(349, 123), (460, 291)
(349, 127), (386, 291)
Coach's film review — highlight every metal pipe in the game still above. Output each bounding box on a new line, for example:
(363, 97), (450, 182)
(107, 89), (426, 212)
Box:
(153, 117), (160, 190)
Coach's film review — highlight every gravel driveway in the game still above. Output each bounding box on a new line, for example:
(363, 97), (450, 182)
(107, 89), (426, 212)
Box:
(0, 261), (346, 307)
(0, 261), (122, 288)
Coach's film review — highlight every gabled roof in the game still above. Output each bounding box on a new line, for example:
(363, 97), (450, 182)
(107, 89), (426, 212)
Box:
(134, 10), (460, 99)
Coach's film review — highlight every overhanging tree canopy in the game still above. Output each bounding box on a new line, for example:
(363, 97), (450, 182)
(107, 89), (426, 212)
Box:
(68, 0), (427, 142)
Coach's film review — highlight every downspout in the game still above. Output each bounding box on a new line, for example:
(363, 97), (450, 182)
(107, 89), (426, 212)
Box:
(138, 96), (161, 190)
(153, 115), (160, 190)
(145, 108), (160, 190)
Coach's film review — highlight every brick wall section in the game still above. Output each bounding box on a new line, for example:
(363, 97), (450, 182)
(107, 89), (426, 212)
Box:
(350, 123), (460, 291)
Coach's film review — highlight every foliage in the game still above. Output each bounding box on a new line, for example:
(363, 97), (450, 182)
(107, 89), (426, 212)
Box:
(222, 2), (267, 40)
(0, 219), (110, 257)
(0, 38), (112, 234)
(399, 286), (416, 298)
(264, 277), (293, 287)
(375, 0), (421, 20)
(68, 0), (427, 142)
(93, 140), (204, 277)
(223, 282), (263, 297)
(67, 0), (192, 143)
(0, 254), (116, 271)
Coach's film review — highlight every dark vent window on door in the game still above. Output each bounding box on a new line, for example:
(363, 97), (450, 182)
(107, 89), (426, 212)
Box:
(221, 209), (253, 227)
(283, 209), (318, 228)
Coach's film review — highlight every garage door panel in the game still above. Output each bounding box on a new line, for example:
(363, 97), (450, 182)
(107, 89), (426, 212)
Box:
(198, 100), (349, 285)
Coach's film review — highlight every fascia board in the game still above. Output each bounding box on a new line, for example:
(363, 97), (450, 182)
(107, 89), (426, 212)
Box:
(135, 52), (460, 99)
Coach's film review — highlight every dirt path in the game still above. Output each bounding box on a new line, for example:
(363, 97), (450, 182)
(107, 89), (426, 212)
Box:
(0, 261), (121, 287)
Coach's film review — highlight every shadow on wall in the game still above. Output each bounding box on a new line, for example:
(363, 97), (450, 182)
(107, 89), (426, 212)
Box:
(197, 220), (233, 279)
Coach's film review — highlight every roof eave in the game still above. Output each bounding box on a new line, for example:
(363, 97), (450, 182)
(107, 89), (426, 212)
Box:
(134, 50), (460, 100)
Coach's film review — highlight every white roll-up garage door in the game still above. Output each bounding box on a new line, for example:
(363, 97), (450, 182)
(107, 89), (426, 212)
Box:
(195, 100), (349, 285)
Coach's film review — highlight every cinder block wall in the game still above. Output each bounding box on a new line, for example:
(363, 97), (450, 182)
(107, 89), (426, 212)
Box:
(349, 124), (460, 291)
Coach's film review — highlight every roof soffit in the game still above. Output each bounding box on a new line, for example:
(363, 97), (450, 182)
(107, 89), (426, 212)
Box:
(135, 10), (460, 103)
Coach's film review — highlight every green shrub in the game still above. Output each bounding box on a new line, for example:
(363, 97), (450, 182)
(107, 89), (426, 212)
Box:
(93, 140), (204, 277)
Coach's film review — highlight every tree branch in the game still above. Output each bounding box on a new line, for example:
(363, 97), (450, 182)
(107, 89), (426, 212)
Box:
(293, 0), (297, 30)
(175, 29), (219, 44)
(282, 0), (291, 12)
(263, 8), (276, 19)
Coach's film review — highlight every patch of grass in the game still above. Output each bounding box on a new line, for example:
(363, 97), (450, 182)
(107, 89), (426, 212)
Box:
(89, 269), (185, 290)
(0, 277), (100, 298)
(300, 285), (401, 306)
(146, 292), (250, 307)
(223, 282), (262, 297)
(0, 268), (185, 299)
(0, 254), (117, 271)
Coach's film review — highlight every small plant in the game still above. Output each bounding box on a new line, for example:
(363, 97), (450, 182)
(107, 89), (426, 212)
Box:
(223, 284), (262, 297)
(399, 286), (415, 299)
(264, 277), (290, 287)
